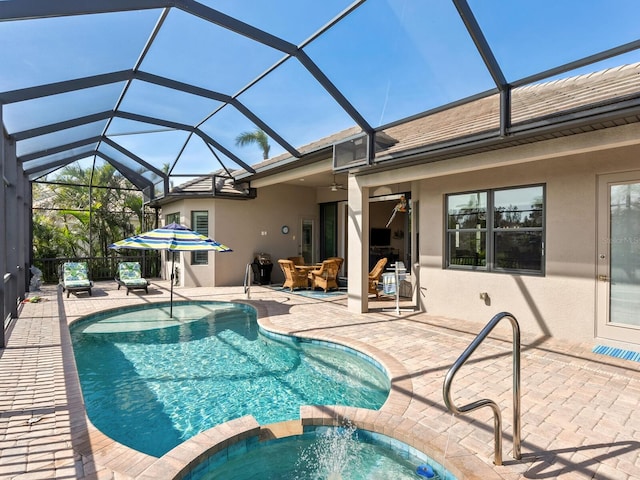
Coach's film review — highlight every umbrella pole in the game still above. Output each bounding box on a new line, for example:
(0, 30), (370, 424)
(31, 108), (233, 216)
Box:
(170, 252), (174, 318)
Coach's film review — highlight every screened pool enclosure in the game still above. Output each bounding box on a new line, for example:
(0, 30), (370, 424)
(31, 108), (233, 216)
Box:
(2, 0), (640, 345)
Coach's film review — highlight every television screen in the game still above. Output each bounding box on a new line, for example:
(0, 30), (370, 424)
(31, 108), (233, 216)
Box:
(371, 228), (391, 246)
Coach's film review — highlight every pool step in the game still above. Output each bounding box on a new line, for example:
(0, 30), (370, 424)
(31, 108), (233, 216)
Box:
(259, 419), (303, 441)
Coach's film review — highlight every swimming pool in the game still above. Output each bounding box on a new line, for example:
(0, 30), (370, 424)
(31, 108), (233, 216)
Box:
(70, 301), (390, 457)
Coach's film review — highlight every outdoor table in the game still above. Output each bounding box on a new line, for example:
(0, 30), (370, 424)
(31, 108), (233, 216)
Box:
(294, 265), (317, 274)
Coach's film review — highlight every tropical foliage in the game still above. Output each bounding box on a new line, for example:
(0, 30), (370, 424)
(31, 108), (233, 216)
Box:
(32, 163), (150, 259)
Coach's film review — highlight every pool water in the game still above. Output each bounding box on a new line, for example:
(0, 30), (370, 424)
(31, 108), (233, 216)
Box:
(70, 302), (390, 457)
(191, 425), (451, 480)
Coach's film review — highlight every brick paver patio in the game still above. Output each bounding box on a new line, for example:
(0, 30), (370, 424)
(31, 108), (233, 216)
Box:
(1, 280), (640, 479)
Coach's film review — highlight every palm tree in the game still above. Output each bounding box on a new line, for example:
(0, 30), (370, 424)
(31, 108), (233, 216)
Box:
(235, 128), (271, 160)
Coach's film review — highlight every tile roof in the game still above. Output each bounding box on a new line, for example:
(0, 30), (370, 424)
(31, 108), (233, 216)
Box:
(378, 62), (640, 160)
(181, 62), (640, 191)
(512, 63), (640, 123)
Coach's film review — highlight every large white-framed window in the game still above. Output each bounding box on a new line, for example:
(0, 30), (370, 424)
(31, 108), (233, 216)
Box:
(446, 184), (545, 274)
(191, 211), (209, 265)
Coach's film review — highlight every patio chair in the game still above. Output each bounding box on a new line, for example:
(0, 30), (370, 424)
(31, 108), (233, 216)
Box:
(60, 261), (93, 298)
(278, 259), (309, 291)
(325, 256), (344, 275)
(287, 256), (305, 266)
(309, 259), (339, 292)
(368, 257), (388, 298)
(115, 261), (150, 295)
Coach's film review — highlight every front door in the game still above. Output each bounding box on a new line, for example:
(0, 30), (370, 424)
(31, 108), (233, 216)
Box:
(596, 172), (640, 345)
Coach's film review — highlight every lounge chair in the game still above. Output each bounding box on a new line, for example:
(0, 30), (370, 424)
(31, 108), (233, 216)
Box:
(278, 259), (309, 291)
(309, 259), (339, 292)
(368, 257), (388, 298)
(116, 261), (150, 295)
(60, 261), (93, 298)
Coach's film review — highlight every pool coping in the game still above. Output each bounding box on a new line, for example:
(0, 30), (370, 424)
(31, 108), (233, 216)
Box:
(66, 297), (499, 480)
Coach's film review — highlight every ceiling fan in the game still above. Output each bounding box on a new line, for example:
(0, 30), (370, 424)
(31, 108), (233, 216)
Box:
(328, 175), (346, 191)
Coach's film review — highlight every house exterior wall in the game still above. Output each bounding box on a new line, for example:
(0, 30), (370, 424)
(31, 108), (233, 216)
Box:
(213, 184), (318, 286)
(160, 184), (319, 287)
(160, 198), (219, 289)
(418, 142), (640, 344)
(350, 123), (640, 346)
(158, 122), (640, 347)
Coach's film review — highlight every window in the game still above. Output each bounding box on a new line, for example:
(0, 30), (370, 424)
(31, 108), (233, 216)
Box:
(191, 211), (209, 265)
(446, 185), (544, 274)
(320, 202), (338, 259)
(166, 212), (180, 225)
(165, 213), (180, 261)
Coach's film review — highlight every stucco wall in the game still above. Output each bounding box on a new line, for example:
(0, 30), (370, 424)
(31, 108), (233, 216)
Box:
(160, 185), (318, 287)
(204, 184), (318, 286)
(418, 144), (640, 343)
(159, 198), (219, 289)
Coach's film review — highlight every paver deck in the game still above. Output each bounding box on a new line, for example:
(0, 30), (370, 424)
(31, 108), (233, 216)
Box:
(1, 280), (640, 479)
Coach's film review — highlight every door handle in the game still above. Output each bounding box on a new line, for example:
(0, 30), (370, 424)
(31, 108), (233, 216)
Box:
(598, 275), (609, 282)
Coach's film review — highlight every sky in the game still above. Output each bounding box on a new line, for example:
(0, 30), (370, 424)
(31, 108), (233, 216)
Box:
(1, 0), (640, 181)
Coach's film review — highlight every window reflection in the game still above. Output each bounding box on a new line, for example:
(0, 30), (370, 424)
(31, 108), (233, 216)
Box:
(494, 186), (543, 228)
(447, 232), (486, 267)
(610, 183), (640, 287)
(447, 192), (487, 229)
(446, 185), (545, 274)
(494, 232), (543, 270)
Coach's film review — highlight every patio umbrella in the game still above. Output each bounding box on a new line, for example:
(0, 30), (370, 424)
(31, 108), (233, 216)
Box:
(109, 223), (232, 317)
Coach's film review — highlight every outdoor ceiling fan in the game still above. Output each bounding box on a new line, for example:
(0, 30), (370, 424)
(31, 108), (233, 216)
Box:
(328, 175), (346, 191)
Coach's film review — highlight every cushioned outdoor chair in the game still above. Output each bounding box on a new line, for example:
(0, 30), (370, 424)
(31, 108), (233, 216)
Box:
(60, 261), (93, 298)
(116, 262), (150, 295)
(368, 257), (388, 298)
(325, 256), (344, 275)
(309, 259), (339, 292)
(287, 256), (305, 266)
(278, 259), (309, 291)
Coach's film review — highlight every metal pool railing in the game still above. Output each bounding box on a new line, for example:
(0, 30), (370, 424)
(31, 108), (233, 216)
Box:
(244, 263), (251, 299)
(443, 311), (522, 466)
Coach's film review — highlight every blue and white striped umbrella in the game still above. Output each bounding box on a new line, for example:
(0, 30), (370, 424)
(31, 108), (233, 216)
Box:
(109, 223), (232, 317)
(109, 222), (232, 252)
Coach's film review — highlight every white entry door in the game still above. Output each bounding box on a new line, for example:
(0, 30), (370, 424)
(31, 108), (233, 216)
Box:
(596, 172), (640, 345)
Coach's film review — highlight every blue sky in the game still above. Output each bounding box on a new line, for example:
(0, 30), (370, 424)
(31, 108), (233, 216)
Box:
(2, 0), (640, 179)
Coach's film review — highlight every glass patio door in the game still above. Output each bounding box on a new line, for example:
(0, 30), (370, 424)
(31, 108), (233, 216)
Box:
(596, 173), (640, 344)
(301, 218), (315, 265)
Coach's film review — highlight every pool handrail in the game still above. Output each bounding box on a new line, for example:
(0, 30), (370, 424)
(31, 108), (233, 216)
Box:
(442, 311), (522, 466)
(244, 262), (251, 299)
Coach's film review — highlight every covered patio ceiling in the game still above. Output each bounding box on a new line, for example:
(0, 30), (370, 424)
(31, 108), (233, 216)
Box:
(2, 0), (640, 199)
